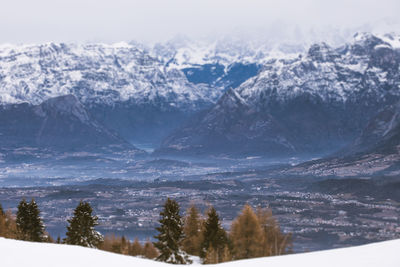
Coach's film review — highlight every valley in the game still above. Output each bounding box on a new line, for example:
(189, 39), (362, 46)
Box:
(0, 169), (398, 252)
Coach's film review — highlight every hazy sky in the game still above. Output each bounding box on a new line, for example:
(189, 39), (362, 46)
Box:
(0, 0), (399, 44)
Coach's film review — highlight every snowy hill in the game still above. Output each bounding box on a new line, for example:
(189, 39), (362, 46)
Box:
(1, 237), (399, 267)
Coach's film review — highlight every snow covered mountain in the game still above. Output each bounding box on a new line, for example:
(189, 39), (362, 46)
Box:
(150, 35), (312, 92)
(158, 33), (400, 157)
(1, 33), (400, 153)
(0, 42), (219, 107)
(1, 237), (399, 267)
(0, 42), (226, 145)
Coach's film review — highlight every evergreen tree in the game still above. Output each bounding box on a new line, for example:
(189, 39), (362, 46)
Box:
(182, 205), (203, 256)
(64, 201), (103, 248)
(16, 199), (30, 240)
(28, 200), (46, 242)
(16, 199), (45, 242)
(153, 198), (190, 264)
(0, 203), (4, 216)
(230, 204), (264, 259)
(200, 206), (229, 263)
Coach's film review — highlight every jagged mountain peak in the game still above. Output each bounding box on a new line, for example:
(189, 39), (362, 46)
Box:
(307, 42), (339, 62)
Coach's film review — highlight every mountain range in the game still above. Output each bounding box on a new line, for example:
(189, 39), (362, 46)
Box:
(0, 32), (399, 174)
(157, 33), (400, 159)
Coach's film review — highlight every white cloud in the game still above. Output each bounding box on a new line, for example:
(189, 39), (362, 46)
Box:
(0, 0), (399, 44)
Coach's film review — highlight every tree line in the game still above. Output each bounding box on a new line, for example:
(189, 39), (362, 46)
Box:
(0, 198), (292, 264)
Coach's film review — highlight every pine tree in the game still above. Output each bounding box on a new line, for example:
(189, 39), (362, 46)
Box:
(200, 206), (229, 263)
(28, 200), (45, 242)
(153, 198), (190, 264)
(0, 203), (4, 216)
(64, 201), (103, 248)
(16, 199), (30, 240)
(16, 199), (45, 242)
(230, 204), (264, 259)
(182, 205), (203, 256)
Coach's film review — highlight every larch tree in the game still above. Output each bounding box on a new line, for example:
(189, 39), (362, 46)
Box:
(153, 198), (190, 264)
(0, 203), (18, 238)
(256, 207), (292, 256)
(230, 204), (264, 259)
(143, 239), (159, 259)
(0, 209), (17, 239)
(182, 205), (203, 256)
(0, 203), (6, 237)
(120, 236), (129, 255)
(129, 237), (143, 256)
(200, 206), (229, 264)
(64, 201), (103, 248)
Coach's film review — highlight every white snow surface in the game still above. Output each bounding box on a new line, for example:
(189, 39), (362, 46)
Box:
(1, 237), (399, 267)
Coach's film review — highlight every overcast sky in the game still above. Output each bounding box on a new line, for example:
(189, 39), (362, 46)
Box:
(0, 0), (399, 44)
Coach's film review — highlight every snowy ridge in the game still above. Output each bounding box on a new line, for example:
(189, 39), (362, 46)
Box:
(151, 35), (302, 70)
(0, 42), (219, 108)
(1, 237), (399, 267)
(150, 32), (400, 70)
(0, 32), (399, 111)
(236, 32), (400, 105)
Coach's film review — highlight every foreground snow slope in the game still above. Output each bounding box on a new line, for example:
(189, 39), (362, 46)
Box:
(1, 238), (399, 267)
